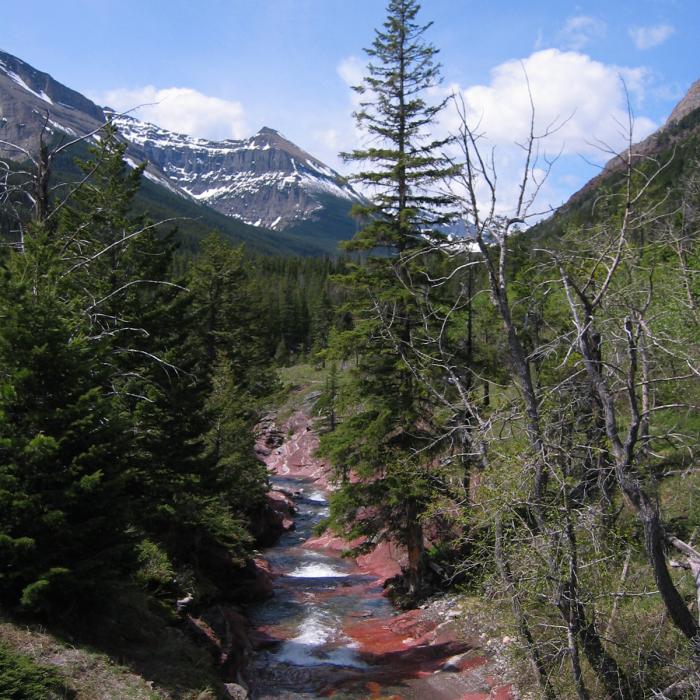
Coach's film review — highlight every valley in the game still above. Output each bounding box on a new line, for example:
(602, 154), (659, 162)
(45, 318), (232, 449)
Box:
(1, 2), (699, 699)
(248, 405), (512, 700)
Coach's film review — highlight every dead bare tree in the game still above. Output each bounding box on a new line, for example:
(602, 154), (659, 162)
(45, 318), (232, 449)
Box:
(376, 75), (700, 696)
(519, 105), (700, 700)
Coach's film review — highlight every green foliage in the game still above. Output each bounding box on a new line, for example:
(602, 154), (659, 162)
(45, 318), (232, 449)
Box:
(318, 0), (464, 597)
(0, 240), (134, 612)
(0, 124), (276, 620)
(314, 362), (340, 430)
(343, 0), (456, 251)
(135, 539), (175, 593)
(0, 642), (74, 699)
(246, 254), (351, 363)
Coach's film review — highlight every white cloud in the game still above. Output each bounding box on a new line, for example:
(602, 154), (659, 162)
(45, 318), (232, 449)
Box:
(440, 49), (657, 217)
(629, 24), (674, 50)
(307, 127), (353, 173)
(94, 86), (248, 140)
(558, 15), (606, 50)
(446, 49), (656, 159)
(315, 128), (341, 151)
(334, 48), (659, 213)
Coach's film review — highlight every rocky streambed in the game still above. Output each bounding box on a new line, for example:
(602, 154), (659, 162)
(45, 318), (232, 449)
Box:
(247, 410), (513, 700)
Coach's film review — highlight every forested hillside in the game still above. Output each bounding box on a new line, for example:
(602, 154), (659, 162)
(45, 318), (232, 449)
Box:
(0, 129), (287, 698)
(1, 1), (699, 698)
(310, 1), (700, 697)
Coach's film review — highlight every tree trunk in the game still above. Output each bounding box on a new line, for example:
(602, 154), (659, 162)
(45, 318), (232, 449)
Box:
(405, 503), (426, 596)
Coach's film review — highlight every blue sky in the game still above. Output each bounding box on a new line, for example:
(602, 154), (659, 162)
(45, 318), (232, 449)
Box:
(2, 0), (698, 208)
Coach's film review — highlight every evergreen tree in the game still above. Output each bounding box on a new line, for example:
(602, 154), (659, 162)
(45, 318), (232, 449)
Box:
(315, 362), (340, 430)
(322, 0), (455, 596)
(0, 230), (133, 613)
(118, 233), (273, 598)
(0, 127), (276, 615)
(343, 0), (455, 252)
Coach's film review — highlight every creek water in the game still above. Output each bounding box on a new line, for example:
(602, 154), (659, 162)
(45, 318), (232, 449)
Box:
(247, 412), (510, 700)
(248, 475), (395, 699)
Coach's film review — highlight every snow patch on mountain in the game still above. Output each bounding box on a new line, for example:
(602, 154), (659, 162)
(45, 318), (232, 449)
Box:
(110, 114), (363, 230)
(0, 46), (363, 236)
(0, 58), (53, 105)
(47, 117), (76, 136)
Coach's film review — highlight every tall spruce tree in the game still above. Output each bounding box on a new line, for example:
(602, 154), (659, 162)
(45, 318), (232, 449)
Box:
(322, 0), (454, 597)
(343, 0), (455, 251)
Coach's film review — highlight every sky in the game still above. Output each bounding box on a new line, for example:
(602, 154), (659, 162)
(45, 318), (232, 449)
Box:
(1, 0), (698, 210)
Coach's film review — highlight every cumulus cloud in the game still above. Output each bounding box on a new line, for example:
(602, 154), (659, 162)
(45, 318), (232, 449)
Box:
(558, 15), (606, 50)
(438, 49), (657, 216)
(334, 48), (659, 212)
(445, 49), (656, 159)
(94, 86), (248, 140)
(629, 24), (674, 50)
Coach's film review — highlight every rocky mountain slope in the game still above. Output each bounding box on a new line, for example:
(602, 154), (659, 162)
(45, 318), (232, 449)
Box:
(0, 49), (362, 251)
(532, 78), (700, 239)
(112, 115), (363, 231)
(667, 78), (700, 125)
(557, 79), (700, 214)
(0, 50), (105, 149)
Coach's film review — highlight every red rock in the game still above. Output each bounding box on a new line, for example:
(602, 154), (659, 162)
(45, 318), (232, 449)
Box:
(304, 532), (353, 552)
(456, 656), (489, 672)
(249, 558), (274, 597)
(356, 540), (405, 583)
(345, 609), (443, 657)
(253, 409), (513, 698)
(258, 411), (335, 485)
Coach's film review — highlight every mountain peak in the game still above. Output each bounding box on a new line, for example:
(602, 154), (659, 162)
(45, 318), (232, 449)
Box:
(107, 112), (363, 231)
(0, 49), (105, 149)
(666, 79), (700, 126)
(0, 48), (363, 251)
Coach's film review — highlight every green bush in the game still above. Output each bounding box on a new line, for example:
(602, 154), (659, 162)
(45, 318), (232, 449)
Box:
(0, 642), (74, 699)
(135, 539), (175, 593)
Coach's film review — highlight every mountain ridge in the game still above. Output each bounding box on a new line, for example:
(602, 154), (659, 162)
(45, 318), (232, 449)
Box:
(0, 48), (361, 253)
(530, 78), (700, 244)
(553, 78), (700, 216)
(110, 113), (363, 230)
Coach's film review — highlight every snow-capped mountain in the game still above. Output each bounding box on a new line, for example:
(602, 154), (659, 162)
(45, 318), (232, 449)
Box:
(0, 49), (362, 243)
(0, 50), (106, 150)
(111, 115), (363, 230)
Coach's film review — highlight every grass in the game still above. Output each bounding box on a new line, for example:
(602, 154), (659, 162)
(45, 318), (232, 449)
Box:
(0, 622), (158, 700)
(271, 362), (330, 423)
(0, 589), (226, 700)
(0, 640), (75, 700)
(272, 361), (356, 429)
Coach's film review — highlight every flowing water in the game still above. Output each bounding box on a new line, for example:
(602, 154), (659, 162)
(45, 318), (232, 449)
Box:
(248, 475), (395, 699)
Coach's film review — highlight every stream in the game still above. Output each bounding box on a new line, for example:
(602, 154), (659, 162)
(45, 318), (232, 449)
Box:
(248, 475), (395, 699)
(246, 411), (513, 700)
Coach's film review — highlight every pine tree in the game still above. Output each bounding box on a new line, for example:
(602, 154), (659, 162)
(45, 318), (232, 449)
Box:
(343, 0), (455, 252)
(315, 362), (340, 431)
(0, 230), (133, 613)
(322, 0), (454, 597)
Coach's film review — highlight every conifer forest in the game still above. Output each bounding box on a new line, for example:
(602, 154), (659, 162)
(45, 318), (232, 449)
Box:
(0, 1), (699, 698)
